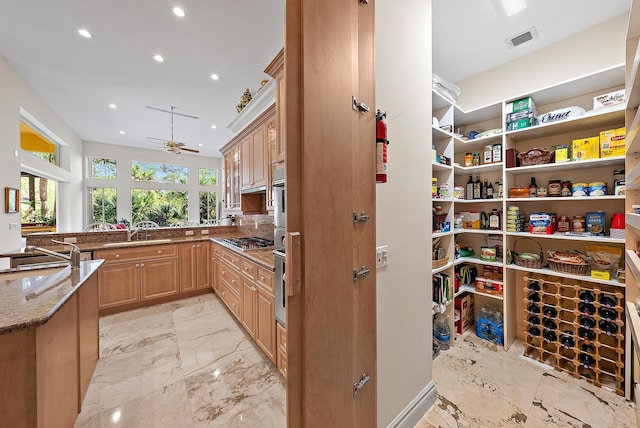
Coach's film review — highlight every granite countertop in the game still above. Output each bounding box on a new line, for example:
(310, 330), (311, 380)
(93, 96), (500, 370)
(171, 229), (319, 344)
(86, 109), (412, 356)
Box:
(0, 259), (104, 334)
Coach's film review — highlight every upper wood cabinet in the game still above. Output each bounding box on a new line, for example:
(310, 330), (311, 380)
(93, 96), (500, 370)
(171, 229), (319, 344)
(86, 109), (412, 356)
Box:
(240, 123), (266, 190)
(265, 49), (285, 164)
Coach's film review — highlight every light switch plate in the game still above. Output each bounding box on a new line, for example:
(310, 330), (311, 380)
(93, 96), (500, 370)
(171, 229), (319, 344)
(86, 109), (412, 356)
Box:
(185, 230), (194, 236)
(63, 237), (78, 243)
(376, 245), (388, 268)
(201, 230), (209, 235)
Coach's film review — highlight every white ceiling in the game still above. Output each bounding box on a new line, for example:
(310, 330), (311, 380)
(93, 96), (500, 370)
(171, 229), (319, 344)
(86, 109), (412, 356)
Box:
(0, 1), (632, 158)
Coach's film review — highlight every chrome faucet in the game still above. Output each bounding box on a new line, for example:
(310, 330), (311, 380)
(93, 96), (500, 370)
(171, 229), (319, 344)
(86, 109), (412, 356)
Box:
(127, 227), (141, 241)
(26, 239), (81, 269)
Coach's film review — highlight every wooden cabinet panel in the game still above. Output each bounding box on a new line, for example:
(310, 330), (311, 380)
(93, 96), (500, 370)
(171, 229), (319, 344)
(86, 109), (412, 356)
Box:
(276, 323), (287, 378)
(140, 257), (179, 301)
(220, 260), (241, 295)
(196, 242), (211, 289)
(220, 247), (241, 270)
(276, 71), (286, 163)
(94, 244), (177, 263)
(255, 288), (275, 362)
(240, 258), (257, 281)
(78, 274), (99, 405)
(212, 257), (220, 294)
(97, 262), (140, 308)
(241, 136), (252, 189)
(256, 266), (274, 295)
(218, 280), (241, 320)
(241, 278), (257, 337)
(251, 125), (265, 186)
(179, 243), (197, 293)
(36, 293), (79, 428)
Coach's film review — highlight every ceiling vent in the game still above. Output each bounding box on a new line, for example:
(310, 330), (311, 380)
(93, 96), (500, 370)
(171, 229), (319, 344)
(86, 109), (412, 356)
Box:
(506, 26), (538, 49)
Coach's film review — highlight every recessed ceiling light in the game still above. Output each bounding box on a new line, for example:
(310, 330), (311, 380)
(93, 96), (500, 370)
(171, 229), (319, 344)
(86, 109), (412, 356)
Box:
(210, 73), (219, 80)
(109, 104), (117, 109)
(119, 131), (126, 135)
(173, 6), (185, 17)
(211, 125), (217, 129)
(78, 29), (92, 38)
(198, 143), (203, 147)
(154, 54), (164, 62)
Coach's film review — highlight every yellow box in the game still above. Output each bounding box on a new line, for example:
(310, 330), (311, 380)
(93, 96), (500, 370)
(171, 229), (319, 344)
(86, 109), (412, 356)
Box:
(600, 127), (626, 158)
(571, 137), (600, 161)
(590, 270), (611, 280)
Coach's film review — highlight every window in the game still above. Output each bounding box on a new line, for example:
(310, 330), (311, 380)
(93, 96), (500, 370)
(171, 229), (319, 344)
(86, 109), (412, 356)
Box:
(89, 187), (117, 225)
(20, 121), (58, 165)
(21, 173), (57, 228)
(199, 191), (217, 223)
(89, 157), (117, 179)
(131, 161), (188, 184)
(131, 189), (188, 226)
(198, 168), (217, 186)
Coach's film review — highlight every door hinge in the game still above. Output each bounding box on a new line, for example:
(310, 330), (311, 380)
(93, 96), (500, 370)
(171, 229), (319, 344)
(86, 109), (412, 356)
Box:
(353, 265), (371, 282)
(359, 0), (369, 5)
(353, 211), (371, 224)
(352, 96), (370, 114)
(353, 373), (371, 398)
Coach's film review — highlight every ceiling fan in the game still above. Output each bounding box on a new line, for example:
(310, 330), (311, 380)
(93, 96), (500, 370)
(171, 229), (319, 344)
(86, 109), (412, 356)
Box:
(146, 105), (200, 154)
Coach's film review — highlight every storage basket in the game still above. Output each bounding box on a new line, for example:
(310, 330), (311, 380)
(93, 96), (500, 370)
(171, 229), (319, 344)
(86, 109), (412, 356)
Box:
(513, 238), (543, 269)
(517, 148), (554, 166)
(432, 257), (450, 269)
(547, 250), (591, 275)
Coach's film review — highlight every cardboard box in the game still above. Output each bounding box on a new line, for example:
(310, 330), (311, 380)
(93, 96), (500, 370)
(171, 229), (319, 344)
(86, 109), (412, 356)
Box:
(506, 118), (537, 131)
(461, 211), (481, 229)
(506, 97), (536, 114)
(572, 137), (600, 161)
(475, 277), (504, 296)
(529, 212), (556, 235)
(600, 127), (626, 158)
(455, 292), (474, 334)
(593, 89), (625, 110)
(506, 108), (537, 123)
(554, 144), (572, 163)
(591, 270), (611, 280)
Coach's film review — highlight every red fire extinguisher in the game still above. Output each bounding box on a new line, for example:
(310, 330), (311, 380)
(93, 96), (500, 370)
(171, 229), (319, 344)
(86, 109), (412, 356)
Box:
(376, 110), (389, 183)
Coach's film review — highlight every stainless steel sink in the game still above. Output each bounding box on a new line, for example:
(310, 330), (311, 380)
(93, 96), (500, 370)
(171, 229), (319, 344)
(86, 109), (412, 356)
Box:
(0, 265), (67, 281)
(102, 239), (173, 247)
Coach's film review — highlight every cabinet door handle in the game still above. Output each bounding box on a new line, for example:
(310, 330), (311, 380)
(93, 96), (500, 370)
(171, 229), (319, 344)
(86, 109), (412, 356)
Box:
(158, 250), (162, 254)
(115, 254), (120, 259)
(136, 264), (140, 267)
(140, 263), (144, 267)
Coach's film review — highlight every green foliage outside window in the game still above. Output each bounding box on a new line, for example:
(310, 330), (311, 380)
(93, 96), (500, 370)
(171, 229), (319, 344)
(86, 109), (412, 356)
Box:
(198, 168), (217, 186)
(199, 192), (217, 223)
(132, 161), (188, 184)
(131, 189), (188, 226)
(89, 157), (116, 179)
(90, 187), (117, 224)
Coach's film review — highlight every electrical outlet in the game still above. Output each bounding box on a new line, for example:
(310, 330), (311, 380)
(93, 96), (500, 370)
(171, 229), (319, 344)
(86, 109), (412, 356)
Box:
(376, 245), (388, 268)
(64, 237), (77, 243)
(201, 230), (209, 235)
(185, 230), (194, 236)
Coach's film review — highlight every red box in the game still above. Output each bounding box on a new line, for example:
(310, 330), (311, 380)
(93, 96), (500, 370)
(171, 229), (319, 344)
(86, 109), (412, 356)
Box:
(475, 276), (504, 296)
(455, 292), (474, 334)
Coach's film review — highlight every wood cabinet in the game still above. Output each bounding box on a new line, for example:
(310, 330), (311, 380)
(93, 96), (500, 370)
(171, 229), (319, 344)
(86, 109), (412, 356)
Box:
(265, 49), (285, 164)
(265, 114), (277, 210)
(179, 241), (211, 292)
(224, 146), (241, 210)
(94, 244), (179, 312)
(276, 322), (287, 378)
(213, 245), (276, 363)
(0, 273), (99, 428)
(241, 123), (266, 190)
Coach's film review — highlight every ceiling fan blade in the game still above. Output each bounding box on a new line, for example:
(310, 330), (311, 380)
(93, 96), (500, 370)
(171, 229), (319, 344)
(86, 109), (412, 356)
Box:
(147, 136), (169, 142)
(181, 147), (200, 153)
(145, 105), (199, 119)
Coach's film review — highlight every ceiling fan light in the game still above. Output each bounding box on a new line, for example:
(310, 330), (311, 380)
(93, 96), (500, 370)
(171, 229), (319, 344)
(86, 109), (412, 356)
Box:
(78, 29), (92, 38)
(173, 7), (185, 17)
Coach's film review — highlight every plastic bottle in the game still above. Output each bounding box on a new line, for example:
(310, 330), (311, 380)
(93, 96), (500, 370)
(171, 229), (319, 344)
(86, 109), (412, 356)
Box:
(433, 314), (451, 350)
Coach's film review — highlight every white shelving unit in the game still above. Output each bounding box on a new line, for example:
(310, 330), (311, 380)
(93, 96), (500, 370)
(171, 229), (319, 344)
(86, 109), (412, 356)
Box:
(432, 62), (628, 355)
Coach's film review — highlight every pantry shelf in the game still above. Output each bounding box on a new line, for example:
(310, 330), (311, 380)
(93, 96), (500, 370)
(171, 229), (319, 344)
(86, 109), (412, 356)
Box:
(505, 156), (625, 175)
(505, 231), (625, 244)
(625, 158), (640, 190)
(433, 231), (454, 238)
(506, 264), (623, 287)
(432, 162), (453, 172)
(455, 256), (504, 268)
(505, 106), (625, 142)
(453, 134), (502, 153)
(454, 198), (503, 204)
(625, 107), (640, 154)
(433, 198), (454, 203)
(626, 38), (640, 110)
(433, 261), (453, 274)
(625, 250), (640, 283)
(507, 195), (625, 202)
(454, 229), (503, 235)
(626, 213), (640, 231)
(454, 284), (504, 301)
(454, 162), (503, 174)
(626, 301), (640, 361)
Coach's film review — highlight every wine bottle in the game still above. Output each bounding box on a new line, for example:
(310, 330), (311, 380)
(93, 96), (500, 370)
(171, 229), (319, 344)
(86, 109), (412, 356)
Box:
(482, 179), (488, 199)
(466, 175), (474, 200)
(486, 181), (494, 198)
(473, 175), (481, 199)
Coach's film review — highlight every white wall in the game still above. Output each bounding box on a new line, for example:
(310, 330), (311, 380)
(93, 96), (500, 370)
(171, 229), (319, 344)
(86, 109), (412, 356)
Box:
(83, 141), (222, 225)
(0, 54), (84, 252)
(376, 1), (434, 426)
(456, 13), (628, 110)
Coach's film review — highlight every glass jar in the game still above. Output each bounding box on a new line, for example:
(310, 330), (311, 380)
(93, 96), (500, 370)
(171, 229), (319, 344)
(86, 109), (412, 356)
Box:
(464, 153), (473, 167)
(472, 153), (480, 166)
(572, 215), (586, 233)
(548, 180), (562, 197)
(561, 181), (572, 197)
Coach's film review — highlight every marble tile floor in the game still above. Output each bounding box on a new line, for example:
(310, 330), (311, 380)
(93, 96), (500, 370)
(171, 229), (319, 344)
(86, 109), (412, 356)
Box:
(417, 333), (637, 428)
(74, 293), (286, 428)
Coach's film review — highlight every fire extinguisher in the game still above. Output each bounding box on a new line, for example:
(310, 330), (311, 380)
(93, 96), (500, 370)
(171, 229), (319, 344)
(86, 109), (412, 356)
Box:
(376, 109), (389, 183)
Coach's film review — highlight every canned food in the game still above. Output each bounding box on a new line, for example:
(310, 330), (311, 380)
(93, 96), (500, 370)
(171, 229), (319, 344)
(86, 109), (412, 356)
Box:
(588, 181), (607, 196)
(561, 181), (572, 197)
(472, 153), (480, 166)
(572, 215), (586, 233)
(572, 183), (589, 197)
(537, 187), (547, 197)
(548, 180), (561, 196)
(557, 215), (570, 232)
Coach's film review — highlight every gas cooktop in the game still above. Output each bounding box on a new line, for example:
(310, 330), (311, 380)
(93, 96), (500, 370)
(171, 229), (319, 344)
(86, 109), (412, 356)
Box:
(223, 237), (274, 251)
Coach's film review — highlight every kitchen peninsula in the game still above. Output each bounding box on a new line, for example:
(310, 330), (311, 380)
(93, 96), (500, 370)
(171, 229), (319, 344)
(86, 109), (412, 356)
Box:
(0, 259), (103, 428)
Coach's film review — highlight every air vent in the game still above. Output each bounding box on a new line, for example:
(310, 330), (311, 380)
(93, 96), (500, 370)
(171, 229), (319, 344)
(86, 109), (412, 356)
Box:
(506, 26), (538, 49)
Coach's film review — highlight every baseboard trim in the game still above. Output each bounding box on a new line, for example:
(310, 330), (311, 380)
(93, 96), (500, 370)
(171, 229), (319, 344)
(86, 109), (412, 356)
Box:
(386, 380), (437, 428)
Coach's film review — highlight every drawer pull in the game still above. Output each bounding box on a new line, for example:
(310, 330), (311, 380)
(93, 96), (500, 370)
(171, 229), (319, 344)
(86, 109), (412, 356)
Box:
(115, 254), (120, 259)
(140, 263), (144, 267)
(158, 250), (162, 254)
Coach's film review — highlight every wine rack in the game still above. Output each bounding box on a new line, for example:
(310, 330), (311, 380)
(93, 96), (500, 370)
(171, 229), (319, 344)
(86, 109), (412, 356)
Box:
(522, 274), (625, 396)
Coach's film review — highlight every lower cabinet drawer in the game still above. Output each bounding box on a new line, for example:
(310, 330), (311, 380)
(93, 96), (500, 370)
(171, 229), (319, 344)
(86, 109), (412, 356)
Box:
(220, 261), (241, 295)
(218, 281), (241, 320)
(277, 348), (287, 378)
(277, 322), (287, 353)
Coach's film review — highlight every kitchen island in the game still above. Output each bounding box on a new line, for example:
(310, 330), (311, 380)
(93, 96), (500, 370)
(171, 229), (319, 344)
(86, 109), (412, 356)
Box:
(0, 260), (104, 428)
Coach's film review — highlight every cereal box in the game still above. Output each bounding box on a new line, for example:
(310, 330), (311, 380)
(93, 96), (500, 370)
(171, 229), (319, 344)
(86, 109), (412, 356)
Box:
(593, 89), (625, 110)
(571, 137), (600, 161)
(600, 127), (626, 158)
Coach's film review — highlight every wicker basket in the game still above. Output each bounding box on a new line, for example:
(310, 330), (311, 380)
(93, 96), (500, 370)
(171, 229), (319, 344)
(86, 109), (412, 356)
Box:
(513, 238), (543, 269)
(432, 257), (450, 269)
(518, 148), (554, 166)
(548, 260), (590, 275)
